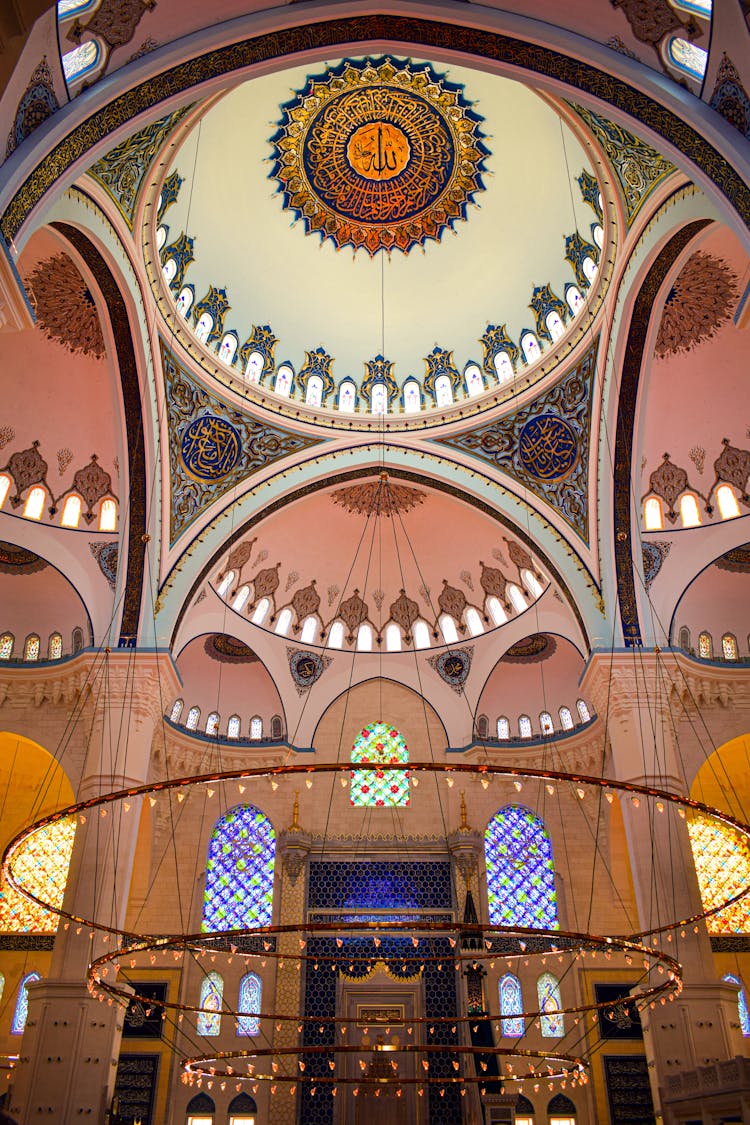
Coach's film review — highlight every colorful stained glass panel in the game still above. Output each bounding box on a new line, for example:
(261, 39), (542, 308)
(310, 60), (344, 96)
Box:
(485, 805), (558, 929)
(0, 817), (76, 933)
(202, 805), (275, 932)
(499, 973), (524, 1037)
(538, 972), (564, 1037)
(12, 972), (41, 1034)
(688, 813), (750, 933)
(237, 972), (261, 1036)
(350, 722), (409, 807)
(197, 971), (223, 1036)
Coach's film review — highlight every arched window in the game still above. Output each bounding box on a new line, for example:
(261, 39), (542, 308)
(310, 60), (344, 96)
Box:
(99, 498), (117, 532)
(186, 1092), (216, 1124)
(548, 1093), (577, 1124)
(250, 717), (263, 741)
(61, 39), (101, 82)
(680, 492), (701, 527)
(722, 974), (750, 1037)
(11, 972), (41, 1034)
(275, 608), (293, 635)
(722, 633), (738, 661)
(205, 712), (220, 737)
(24, 634), (40, 661)
(237, 972), (262, 1036)
(592, 223), (604, 249)
(537, 972), (564, 1036)
(244, 350), (264, 384)
(338, 380), (356, 412)
(385, 623), (402, 652)
(186, 706), (200, 730)
(170, 698), (184, 723)
(582, 256), (598, 284)
(162, 258), (177, 284)
(666, 36), (708, 80)
(546, 311), (565, 342)
(72, 627), (84, 653)
(0, 633), (14, 660)
(508, 585), (527, 614)
(485, 806), (558, 928)
(539, 712), (554, 736)
(521, 332), (541, 364)
(487, 597), (507, 626)
(493, 351), (514, 383)
(371, 382), (388, 415)
(576, 699), (591, 723)
(218, 334), (237, 365)
(0, 474), (11, 508)
(300, 615), (318, 644)
(521, 569), (544, 598)
(227, 715), (241, 739)
(465, 607), (484, 636)
(357, 623), (373, 651)
(350, 721), (409, 808)
(698, 631), (713, 659)
(496, 717), (510, 740)
(195, 312), (213, 344)
(228, 1092), (258, 1123)
(439, 614), (459, 644)
(434, 374), (453, 407)
(305, 375), (323, 408)
(270, 715), (283, 740)
(156, 225), (167, 250)
(233, 585), (251, 612)
(678, 626), (691, 652)
(251, 597), (270, 625)
(274, 364), (293, 396)
(476, 714), (489, 740)
(217, 570), (235, 598)
(688, 813), (750, 933)
(176, 286), (193, 317)
(197, 971), (223, 1036)
(24, 486), (46, 520)
(558, 707), (573, 731)
(403, 379), (421, 413)
(48, 633), (62, 660)
(465, 364), (484, 397)
(499, 973), (524, 1037)
(61, 494), (82, 528)
(717, 484), (741, 519)
(0, 817), (75, 933)
(566, 285), (584, 316)
(515, 1095), (535, 1125)
(413, 620), (430, 649)
(202, 805), (275, 931)
(644, 496), (664, 531)
(519, 715), (532, 739)
(328, 620), (345, 649)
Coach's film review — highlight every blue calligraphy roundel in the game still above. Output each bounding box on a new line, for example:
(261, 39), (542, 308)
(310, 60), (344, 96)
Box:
(518, 414), (578, 481)
(180, 415), (241, 481)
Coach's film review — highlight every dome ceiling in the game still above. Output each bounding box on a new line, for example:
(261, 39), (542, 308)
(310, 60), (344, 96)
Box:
(150, 57), (603, 406)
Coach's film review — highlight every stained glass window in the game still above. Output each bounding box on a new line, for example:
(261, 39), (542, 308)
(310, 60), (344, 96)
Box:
(12, 972), (41, 1034)
(485, 806), (559, 929)
(699, 632), (713, 659)
(722, 634), (738, 661)
(521, 332), (541, 364)
(62, 40), (100, 82)
(227, 716), (241, 739)
(170, 699), (184, 723)
(206, 712), (220, 737)
(576, 699), (591, 723)
(237, 972), (261, 1036)
(497, 717), (509, 740)
(48, 633), (63, 660)
(202, 805), (275, 932)
(350, 722), (410, 808)
(186, 707), (200, 730)
(519, 716), (532, 739)
(688, 813), (750, 933)
(540, 712), (554, 736)
(494, 351), (514, 383)
(0, 817), (76, 933)
(723, 974), (750, 1036)
(250, 717), (262, 740)
(537, 972), (564, 1037)
(23, 635), (40, 661)
(197, 971), (223, 1036)
(499, 973), (524, 1037)
(559, 707), (573, 731)
(0, 633), (14, 660)
(667, 36), (708, 79)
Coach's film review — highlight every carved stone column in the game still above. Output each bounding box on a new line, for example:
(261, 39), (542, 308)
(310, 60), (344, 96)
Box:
(582, 653), (745, 1114)
(10, 652), (179, 1125)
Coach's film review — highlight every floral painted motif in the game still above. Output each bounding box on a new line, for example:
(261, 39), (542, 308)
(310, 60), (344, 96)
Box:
(350, 722), (409, 807)
(484, 805), (558, 929)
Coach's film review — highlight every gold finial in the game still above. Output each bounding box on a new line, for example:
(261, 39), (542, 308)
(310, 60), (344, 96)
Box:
(460, 791), (469, 831)
(288, 791), (300, 832)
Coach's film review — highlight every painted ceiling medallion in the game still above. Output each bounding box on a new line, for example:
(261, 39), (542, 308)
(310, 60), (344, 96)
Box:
(330, 480), (426, 516)
(271, 58), (488, 255)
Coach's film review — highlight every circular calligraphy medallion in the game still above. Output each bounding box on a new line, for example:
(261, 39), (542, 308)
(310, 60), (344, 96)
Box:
(179, 415), (241, 481)
(290, 650), (325, 689)
(435, 649), (471, 687)
(272, 58), (488, 255)
(518, 414), (578, 481)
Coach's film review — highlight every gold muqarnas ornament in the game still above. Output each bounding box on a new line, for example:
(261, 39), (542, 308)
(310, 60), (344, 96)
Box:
(271, 57), (488, 255)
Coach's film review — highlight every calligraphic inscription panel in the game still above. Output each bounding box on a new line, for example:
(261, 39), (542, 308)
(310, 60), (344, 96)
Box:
(603, 1054), (655, 1125)
(518, 414), (578, 481)
(179, 414), (241, 480)
(113, 1053), (159, 1125)
(272, 57), (488, 255)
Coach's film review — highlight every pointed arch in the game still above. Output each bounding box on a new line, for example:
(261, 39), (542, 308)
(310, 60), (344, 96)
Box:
(237, 972), (262, 1036)
(12, 971), (41, 1034)
(202, 805), (275, 931)
(197, 970), (223, 1036)
(499, 973), (524, 1037)
(350, 721), (409, 808)
(537, 972), (564, 1036)
(485, 806), (558, 929)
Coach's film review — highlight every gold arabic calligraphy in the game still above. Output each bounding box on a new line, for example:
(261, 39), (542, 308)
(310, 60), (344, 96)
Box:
(346, 121), (410, 181)
(517, 415), (578, 481)
(180, 415), (241, 481)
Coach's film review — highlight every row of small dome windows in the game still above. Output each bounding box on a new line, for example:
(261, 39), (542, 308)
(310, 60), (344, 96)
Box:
(484, 700), (592, 742)
(169, 701), (283, 741)
(679, 629), (747, 662)
(643, 486), (742, 530)
(217, 570), (545, 648)
(0, 630), (84, 661)
(0, 476), (117, 531)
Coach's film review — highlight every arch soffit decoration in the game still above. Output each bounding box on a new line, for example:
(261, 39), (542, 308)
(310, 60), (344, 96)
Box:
(668, 541), (750, 646)
(309, 676), (449, 750)
(2, 11), (750, 248)
(165, 461), (595, 654)
(473, 630), (587, 710)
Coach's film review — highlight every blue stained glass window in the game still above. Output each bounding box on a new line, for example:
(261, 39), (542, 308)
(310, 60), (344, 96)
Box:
(202, 805), (275, 932)
(237, 972), (262, 1036)
(197, 971), (223, 1036)
(12, 972), (40, 1034)
(499, 973), (524, 1037)
(537, 972), (564, 1037)
(485, 805), (558, 929)
(723, 973), (750, 1036)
